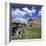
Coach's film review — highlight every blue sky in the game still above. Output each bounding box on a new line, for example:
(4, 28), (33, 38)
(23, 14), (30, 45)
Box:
(10, 4), (42, 20)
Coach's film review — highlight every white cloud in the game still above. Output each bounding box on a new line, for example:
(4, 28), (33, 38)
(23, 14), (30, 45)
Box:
(12, 8), (27, 18)
(38, 10), (41, 16)
(29, 13), (33, 16)
(31, 6), (36, 13)
(22, 7), (32, 13)
(12, 7), (36, 18)
(22, 7), (36, 14)
(22, 7), (37, 16)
